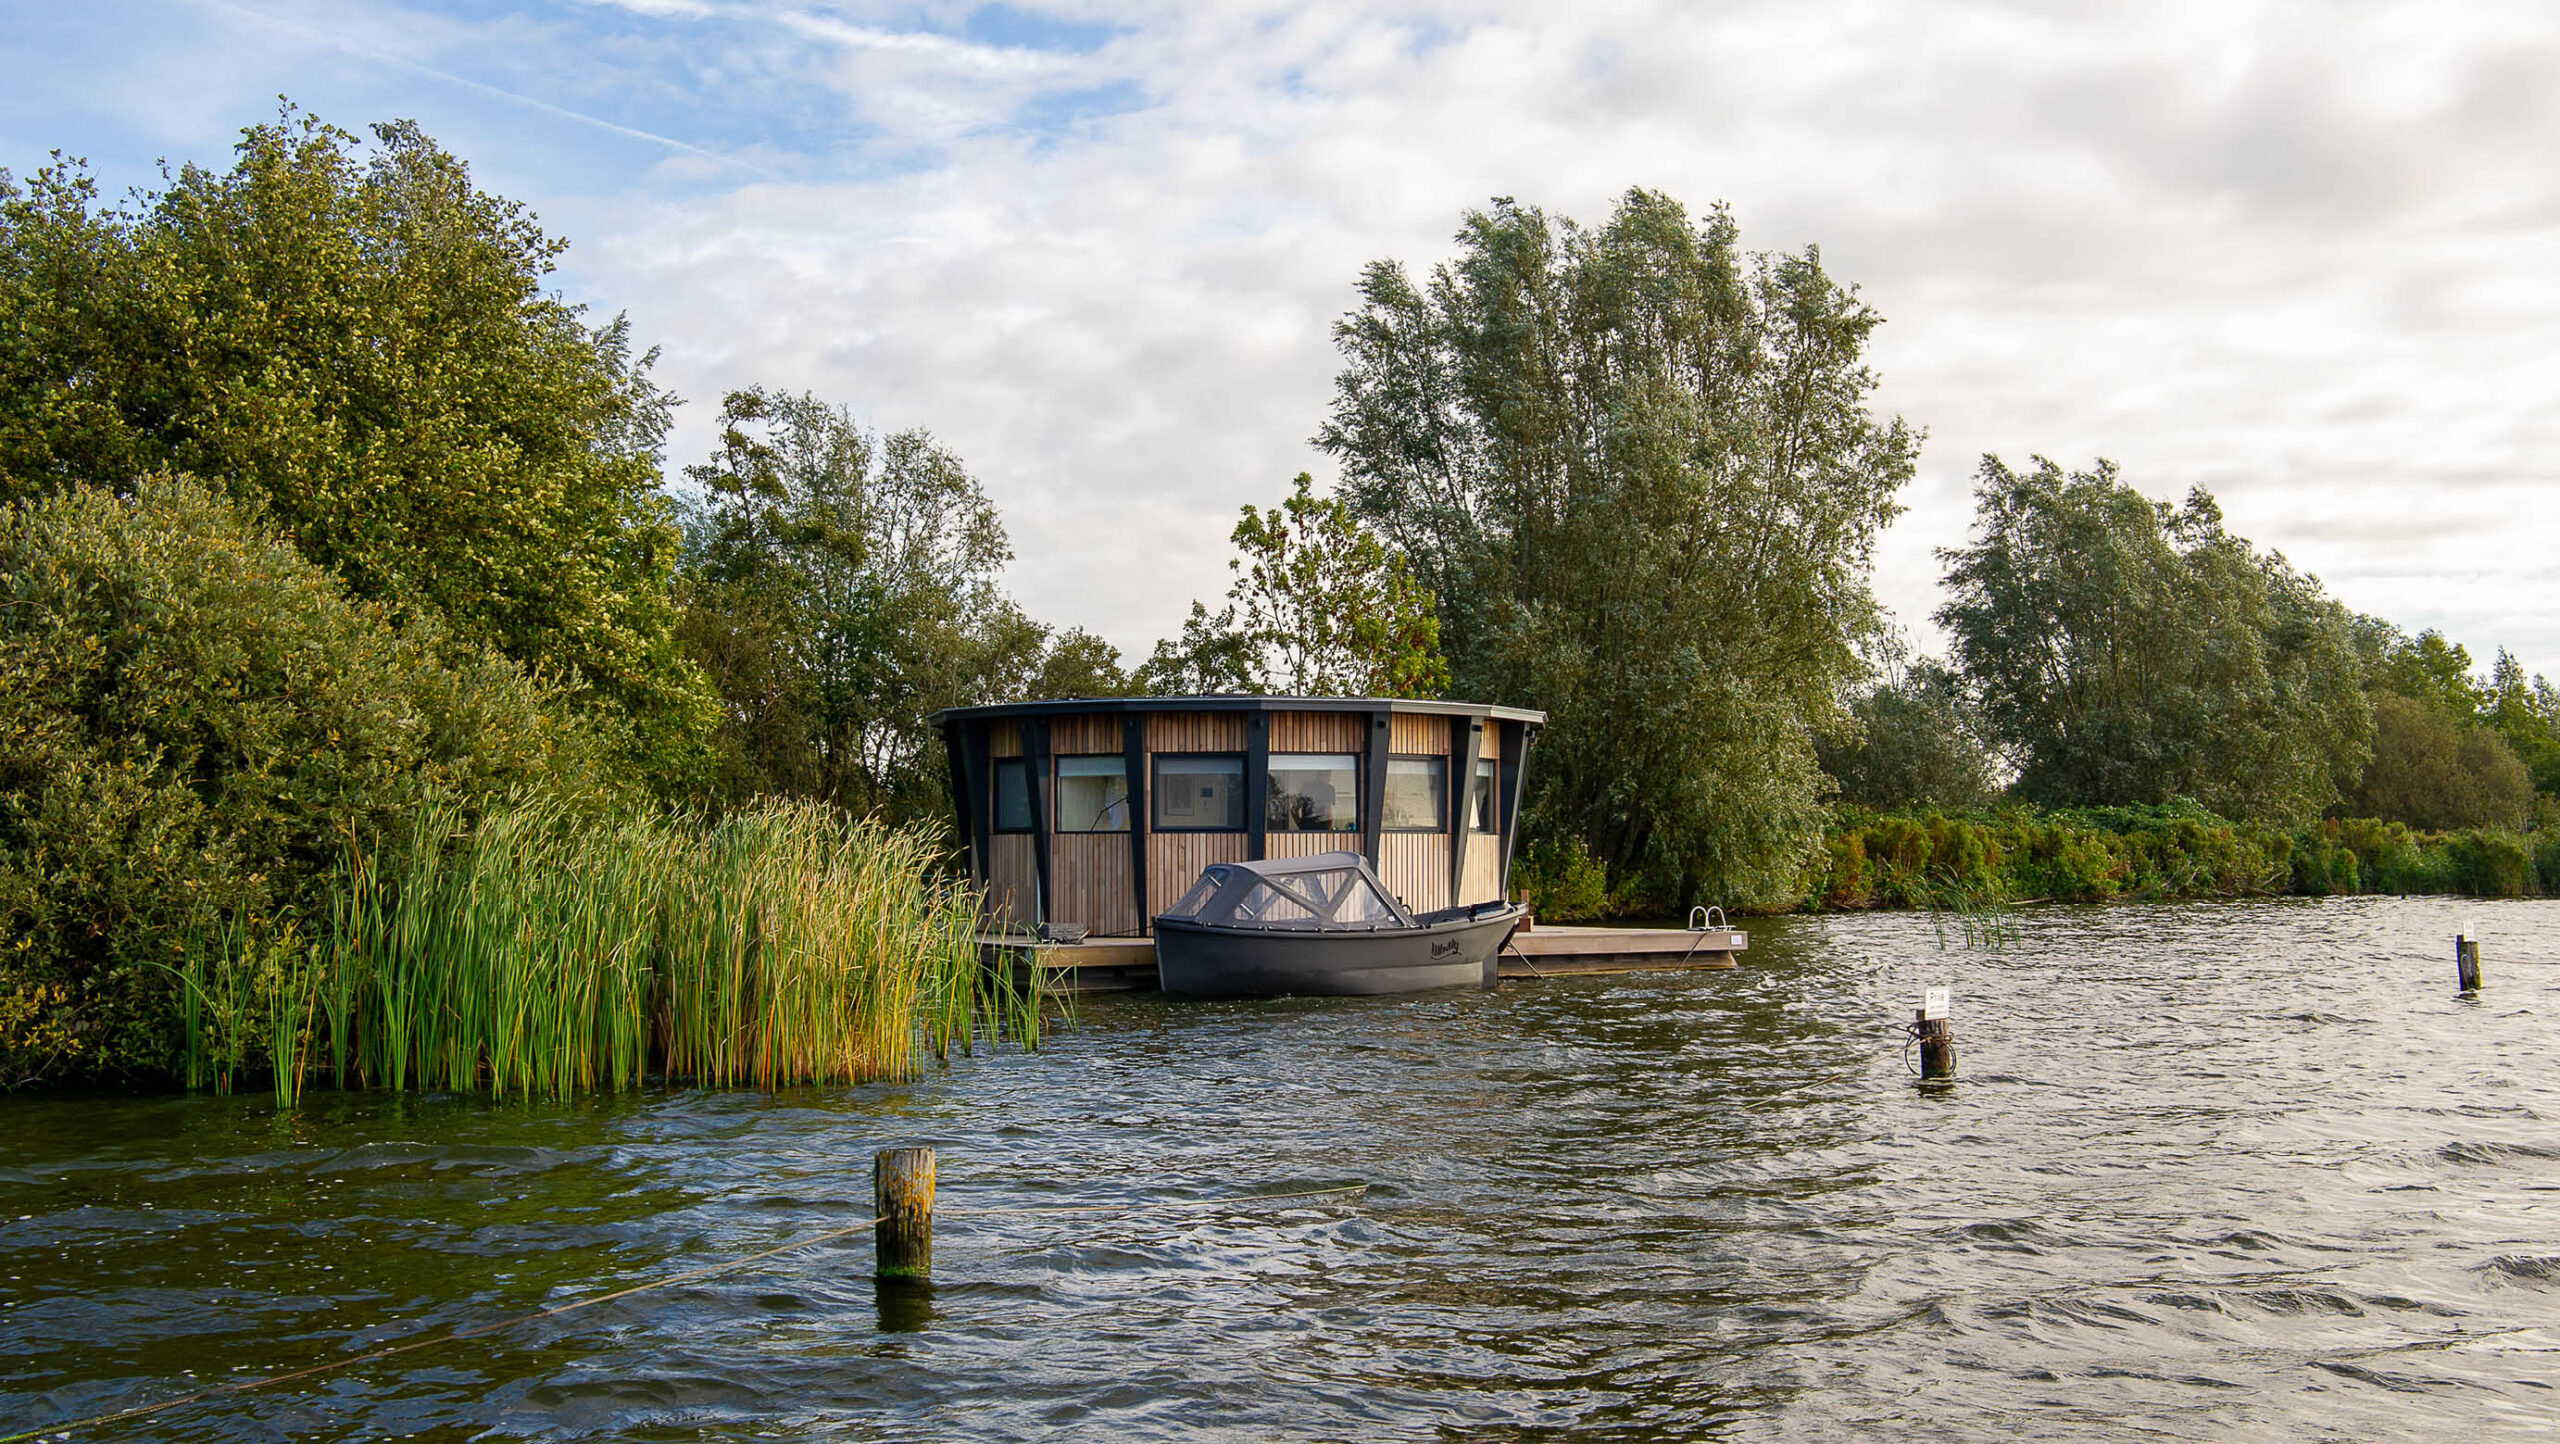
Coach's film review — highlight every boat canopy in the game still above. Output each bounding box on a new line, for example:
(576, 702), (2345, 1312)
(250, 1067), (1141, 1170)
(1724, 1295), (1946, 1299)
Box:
(1157, 851), (1418, 931)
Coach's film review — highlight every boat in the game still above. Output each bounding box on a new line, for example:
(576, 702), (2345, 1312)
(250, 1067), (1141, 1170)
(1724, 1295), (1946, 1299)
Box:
(1152, 850), (1525, 996)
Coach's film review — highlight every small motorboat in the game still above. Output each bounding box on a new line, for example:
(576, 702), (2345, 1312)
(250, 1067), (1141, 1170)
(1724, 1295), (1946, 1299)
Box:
(1152, 851), (1524, 996)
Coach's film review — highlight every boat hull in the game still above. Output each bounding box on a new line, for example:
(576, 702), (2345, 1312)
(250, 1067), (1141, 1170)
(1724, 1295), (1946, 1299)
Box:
(1153, 907), (1523, 997)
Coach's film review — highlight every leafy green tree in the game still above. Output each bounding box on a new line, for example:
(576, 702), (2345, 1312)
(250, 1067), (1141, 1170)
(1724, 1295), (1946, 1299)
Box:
(2482, 649), (2560, 799)
(680, 386), (1119, 818)
(2341, 692), (2532, 830)
(0, 110), (709, 785)
(1140, 473), (1448, 698)
(0, 476), (598, 1084)
(1937, 456), (2370, 824)
(1317, 190), (1916, 905)
(1817, 640), (2000, 811)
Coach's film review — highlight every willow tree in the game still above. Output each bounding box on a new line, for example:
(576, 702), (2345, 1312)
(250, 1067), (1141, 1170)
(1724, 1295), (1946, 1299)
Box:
(1937, 455), (2371, 823)
(1318, 189), (1917, 906)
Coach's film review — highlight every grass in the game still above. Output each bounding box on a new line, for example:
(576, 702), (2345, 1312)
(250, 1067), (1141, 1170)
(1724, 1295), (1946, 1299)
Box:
(175, 797), (1041, 1100)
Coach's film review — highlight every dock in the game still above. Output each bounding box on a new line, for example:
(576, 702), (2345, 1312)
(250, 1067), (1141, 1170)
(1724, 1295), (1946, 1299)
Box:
(982, 924), (1748, 993)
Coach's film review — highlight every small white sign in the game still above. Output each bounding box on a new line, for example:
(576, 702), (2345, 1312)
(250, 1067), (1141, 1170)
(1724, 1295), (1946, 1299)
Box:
(1923, 987), (1951, 1020)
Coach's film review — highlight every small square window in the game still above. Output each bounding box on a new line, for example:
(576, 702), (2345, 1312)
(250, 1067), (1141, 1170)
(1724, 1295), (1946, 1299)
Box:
(993, 758), (1032, 833)
(1153, 754), (1246, 832)
(1054, 755), (1129, 833)
(1383, 756), (1446, 831)
(1269, 753), (1360, 833)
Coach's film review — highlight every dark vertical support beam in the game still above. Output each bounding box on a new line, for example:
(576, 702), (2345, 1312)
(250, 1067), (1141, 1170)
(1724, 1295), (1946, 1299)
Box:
(1497, 721), (1530, 901)
(1360, 709), (1391, 867)
(1245, 711), (1270, 862)
(952, 721), (991, 890)
(1124, 713), (1149, 935)
(1450, 715), (1483, 903)
(1025, 717), (1053, 927)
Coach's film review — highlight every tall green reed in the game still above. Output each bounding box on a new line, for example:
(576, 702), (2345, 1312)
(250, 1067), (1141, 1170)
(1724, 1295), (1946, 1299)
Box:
(178, 797), (1039, 1101)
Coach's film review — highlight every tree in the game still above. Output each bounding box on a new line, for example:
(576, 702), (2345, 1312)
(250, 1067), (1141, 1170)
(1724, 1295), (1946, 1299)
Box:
(679, 387), (1121, 819)
(2344, 692), (2533, 830)
(2481, 649), (2560, 799)
(1817, 638), (1999, 811)
(1317, 190), (1916, 905)
(1937, 456), (2370, 824)
(0, 110), (710, 786)
(1139, 472), (1448, 698)
(0, 477), (597, 1083)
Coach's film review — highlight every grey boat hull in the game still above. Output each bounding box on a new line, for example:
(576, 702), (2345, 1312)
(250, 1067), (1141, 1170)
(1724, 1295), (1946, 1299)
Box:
(1153, 906), (1523, 997)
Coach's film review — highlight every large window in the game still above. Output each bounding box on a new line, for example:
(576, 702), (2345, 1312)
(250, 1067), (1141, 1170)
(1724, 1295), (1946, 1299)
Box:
(1153, 754), (1246, 831)
(993, 758), (1032, 833)
(1469, 757), (1498, 834)
(1268, 753), (1359, 833)
(1053, 755), (1130, 832)
(1382, 756), (1446, 832)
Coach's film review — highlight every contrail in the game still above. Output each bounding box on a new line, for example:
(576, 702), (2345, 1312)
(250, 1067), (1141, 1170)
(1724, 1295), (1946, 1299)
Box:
(192, 0), (779, 178)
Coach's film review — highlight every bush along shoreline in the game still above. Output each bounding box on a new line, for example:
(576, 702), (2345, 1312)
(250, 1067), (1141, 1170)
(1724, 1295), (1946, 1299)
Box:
(1515, 803), (2556, 922)
(1806, 804), (2556, 914)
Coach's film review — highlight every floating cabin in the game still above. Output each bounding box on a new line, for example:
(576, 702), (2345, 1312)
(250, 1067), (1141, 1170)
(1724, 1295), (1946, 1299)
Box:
(933, 696), (1544, 938)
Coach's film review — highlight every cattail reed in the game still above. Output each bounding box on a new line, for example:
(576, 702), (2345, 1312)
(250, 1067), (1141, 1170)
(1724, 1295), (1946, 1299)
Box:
(175, 798), (1038, 1100)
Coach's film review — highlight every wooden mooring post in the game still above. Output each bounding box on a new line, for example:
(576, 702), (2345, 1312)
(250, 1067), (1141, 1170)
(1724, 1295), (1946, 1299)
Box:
(2457, 927), (2482, 993)
(874, 1146), (936, 1280)
(1915, 986), (1956, 1080)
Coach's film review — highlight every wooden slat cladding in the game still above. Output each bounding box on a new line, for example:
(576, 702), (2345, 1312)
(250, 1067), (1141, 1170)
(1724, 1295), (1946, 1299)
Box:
(1046, 715), (1119, 755)
(1263, 831), (1359, 859)
(1380, 832), (1450, 913)
(1147, 832), (1248, 917)
(1459, 833), (1505, 905)
(1145, 712), (1245, 752)
(1050, 834), (1139, 936)
(1388, 713), (1445, 753)
(1270, 712), (1364, 753)
(985, 834), (1038, 927)
(989, 722), (1021, 758)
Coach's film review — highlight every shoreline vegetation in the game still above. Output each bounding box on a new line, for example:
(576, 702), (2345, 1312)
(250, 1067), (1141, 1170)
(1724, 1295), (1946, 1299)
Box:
(1519, 804), (2559, 922)
(180, 799), (1034, 1106)
(8, 107), (2560, 1088)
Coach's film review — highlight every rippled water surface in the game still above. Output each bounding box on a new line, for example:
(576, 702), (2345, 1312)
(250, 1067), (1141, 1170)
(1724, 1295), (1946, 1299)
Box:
(6, 896), (2559, 1440)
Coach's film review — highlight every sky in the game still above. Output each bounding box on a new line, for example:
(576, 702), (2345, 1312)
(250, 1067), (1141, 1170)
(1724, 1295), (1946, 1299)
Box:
(7, 0), (2558, 681)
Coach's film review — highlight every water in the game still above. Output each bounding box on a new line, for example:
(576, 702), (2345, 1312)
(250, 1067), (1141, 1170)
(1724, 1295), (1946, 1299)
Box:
(5, 896), (2557, 1440)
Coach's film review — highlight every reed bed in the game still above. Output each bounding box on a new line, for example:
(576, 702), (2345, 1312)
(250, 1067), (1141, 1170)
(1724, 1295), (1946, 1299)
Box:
(178, 799), (1040, 1102)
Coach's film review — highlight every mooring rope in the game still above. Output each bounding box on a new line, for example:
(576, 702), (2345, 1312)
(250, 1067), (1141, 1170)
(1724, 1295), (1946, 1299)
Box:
(2, 1184), (1372, 1443)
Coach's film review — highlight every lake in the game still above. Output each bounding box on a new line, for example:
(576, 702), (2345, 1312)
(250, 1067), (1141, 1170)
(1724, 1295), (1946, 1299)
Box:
(5, 895), (2556, 1440)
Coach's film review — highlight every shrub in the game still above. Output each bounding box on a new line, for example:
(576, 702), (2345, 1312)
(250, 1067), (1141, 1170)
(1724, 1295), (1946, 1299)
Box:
(1516, 834), (1616, 922)
(0, 477), (599, 1084)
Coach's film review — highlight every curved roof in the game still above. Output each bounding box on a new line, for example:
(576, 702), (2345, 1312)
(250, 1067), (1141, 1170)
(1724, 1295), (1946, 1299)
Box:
(931, 694), (1545, 726)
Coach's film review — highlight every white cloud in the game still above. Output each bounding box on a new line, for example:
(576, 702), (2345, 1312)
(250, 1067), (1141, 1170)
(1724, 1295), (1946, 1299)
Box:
(27, 0), (2559, 677)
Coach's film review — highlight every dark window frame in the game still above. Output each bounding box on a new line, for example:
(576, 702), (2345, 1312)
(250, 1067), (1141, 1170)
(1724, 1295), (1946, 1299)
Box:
(1267, 750), (1363, 835)
(992, 757), (1033, 834)
(1151, 751), (1248, 833)
(1382, 753), (1449, 833)
(1468, 756), (1499, 835)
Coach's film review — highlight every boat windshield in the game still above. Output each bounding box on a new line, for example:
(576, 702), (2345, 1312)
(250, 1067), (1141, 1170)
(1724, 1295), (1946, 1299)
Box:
(1162, 868), (1228, 920)
(1212, 865), (1402, 930)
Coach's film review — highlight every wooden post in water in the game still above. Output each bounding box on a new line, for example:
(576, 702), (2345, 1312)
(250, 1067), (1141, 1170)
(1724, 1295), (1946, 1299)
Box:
(1916, 986), (1956, 1080)
(2457, 929), (2482, 993)
(874, 1146), (936, 1280)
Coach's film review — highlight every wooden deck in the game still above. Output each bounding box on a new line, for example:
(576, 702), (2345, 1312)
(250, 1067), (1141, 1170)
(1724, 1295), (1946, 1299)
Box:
(981, 924), (1748, 992)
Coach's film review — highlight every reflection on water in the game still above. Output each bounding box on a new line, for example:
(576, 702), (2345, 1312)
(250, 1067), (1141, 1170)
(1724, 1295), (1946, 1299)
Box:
(5, 896), (2558, 1440)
